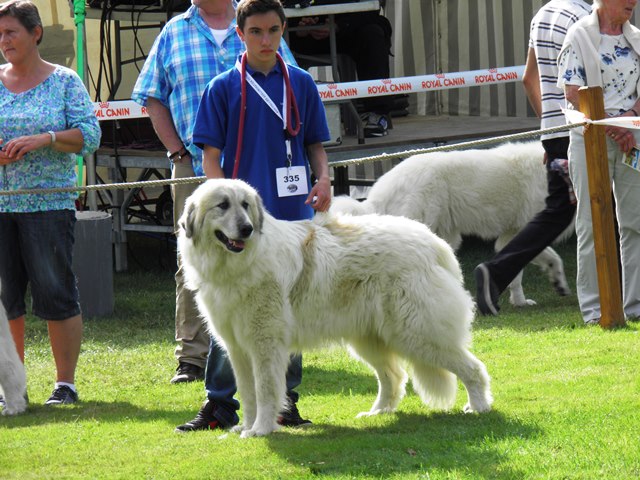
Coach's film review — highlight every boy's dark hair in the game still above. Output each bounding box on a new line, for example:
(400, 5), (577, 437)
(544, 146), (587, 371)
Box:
(0, 0), (43, 45)
(236, 0), (286, 32)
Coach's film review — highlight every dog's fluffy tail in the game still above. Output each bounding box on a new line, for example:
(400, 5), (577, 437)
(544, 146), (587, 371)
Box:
(330, 196), (374, 216)
(410, 363), (457, 410)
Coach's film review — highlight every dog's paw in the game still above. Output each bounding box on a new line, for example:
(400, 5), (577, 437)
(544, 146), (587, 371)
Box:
(510, 297), (537, 307)
(463, 401), (492, 414)
(553, 281), (571, 297)
(239, 426), (279, 438)
(356, 407), (394, 418)
(1, 400), (27, 416)
(230, 425), (245, 435)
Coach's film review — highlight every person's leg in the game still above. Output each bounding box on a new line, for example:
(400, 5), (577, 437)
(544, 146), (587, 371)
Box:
(285, 353), (302, 403)
(205, 339), (241, 426)
(8, 315), (25, 363)
(568, 133), (601, 322)
(171, 162), (208, 381)
(278, 353), (311, 426)
(47, 314), (82, 384)
(484, 137), (576, 293)
(175, 338), (240, 432)
(341, 20), (392, 115)
(611, 134), (640, 319)
(23, 210), (83, 402)
(339, 17), (393, 137)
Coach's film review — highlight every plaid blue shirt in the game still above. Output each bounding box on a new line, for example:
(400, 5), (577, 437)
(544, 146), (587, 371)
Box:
(132, 5), (296, 176)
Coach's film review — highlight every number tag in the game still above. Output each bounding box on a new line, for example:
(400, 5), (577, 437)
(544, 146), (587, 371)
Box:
(276, 166), (308, 197)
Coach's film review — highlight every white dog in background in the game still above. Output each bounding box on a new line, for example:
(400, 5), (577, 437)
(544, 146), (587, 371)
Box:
(0, 282), (27, 416)
(178, 179), (492, 438)
(331, 141), (572, 307)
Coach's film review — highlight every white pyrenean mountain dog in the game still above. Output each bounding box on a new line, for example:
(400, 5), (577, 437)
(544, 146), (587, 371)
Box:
(0, 281), (27, 416)
(331, 141), (573, 307)
(178, 179), (492, 438)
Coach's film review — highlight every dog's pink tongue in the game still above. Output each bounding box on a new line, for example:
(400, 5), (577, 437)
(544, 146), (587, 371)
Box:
(230, 239), (245, 249)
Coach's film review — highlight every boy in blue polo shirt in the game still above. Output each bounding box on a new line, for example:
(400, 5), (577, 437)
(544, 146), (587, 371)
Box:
(188, 0), (331, 431)
(193, 0), (331, 218)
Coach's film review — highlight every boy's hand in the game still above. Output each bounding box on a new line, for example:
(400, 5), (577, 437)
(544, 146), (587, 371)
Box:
(306, 176), (331, 212)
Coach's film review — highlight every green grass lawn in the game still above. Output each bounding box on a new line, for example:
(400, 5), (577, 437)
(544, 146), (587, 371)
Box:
(1, 233), (639, 480)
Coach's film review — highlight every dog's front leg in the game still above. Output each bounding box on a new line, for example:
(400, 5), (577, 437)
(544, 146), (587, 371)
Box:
(225, 346), (257, 435)
(240, 346), (289, 438)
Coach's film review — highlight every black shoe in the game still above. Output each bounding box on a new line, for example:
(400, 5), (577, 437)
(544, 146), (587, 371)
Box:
(361, 112), (389, 138)
(170, 362), (204, 384)
(474, 263), (500, 316)
(277, 402), (312, 428)
(175, 400), (227, 432)
(44, 385), (78, 405)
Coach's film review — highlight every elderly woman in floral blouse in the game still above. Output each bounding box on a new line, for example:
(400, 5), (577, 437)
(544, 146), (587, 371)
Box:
(0, 0), (100, 406)
(557, 0), (640, 325)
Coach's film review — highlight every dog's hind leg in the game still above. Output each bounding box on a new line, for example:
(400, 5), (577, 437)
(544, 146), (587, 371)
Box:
(531, 246), (571, 296)
(348, 339), (408, 418)
(439, 348), (492, 413)
(492, 235), (537, 307)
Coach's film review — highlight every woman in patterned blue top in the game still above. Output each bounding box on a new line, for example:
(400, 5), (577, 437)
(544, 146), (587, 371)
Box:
(0, 0), (100, 407)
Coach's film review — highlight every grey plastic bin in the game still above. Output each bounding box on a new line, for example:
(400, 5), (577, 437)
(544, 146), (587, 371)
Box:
(72, 211), (114, 317)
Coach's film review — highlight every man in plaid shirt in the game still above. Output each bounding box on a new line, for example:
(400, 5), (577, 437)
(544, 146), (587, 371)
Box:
(133, 0), (307, 431)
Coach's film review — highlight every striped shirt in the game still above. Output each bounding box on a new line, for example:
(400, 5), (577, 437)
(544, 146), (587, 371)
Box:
(131, 5), (296, 176)
(529, 0), (591, 139)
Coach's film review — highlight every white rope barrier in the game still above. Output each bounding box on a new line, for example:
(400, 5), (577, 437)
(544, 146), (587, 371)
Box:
(329, 123), (584, 168)
(6, 111), (640, 196)
(1, 122), (581, 197)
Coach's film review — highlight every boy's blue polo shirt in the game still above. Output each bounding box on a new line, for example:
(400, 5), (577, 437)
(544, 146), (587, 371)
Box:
(193, 58), (330, 221)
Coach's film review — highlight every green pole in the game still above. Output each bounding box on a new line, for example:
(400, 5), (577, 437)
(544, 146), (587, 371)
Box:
(73, 0), (87, 188)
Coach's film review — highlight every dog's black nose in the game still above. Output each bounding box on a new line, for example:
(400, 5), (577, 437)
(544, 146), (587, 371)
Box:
(239, 224), (254, 238)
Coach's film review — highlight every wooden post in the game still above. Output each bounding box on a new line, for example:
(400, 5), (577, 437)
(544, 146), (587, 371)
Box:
(578, 86), (625, 329)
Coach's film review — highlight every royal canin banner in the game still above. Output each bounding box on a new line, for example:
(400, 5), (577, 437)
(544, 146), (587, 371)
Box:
(93, 66), (525, 121)
(316, 66), (524, 102)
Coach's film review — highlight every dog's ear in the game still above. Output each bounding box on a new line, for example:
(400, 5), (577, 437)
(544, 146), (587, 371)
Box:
(179, 201), (197, 240)
(250, 190), (265, 233)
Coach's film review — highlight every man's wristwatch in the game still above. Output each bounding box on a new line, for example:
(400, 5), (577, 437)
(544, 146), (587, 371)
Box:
(167, 148), (190, 163)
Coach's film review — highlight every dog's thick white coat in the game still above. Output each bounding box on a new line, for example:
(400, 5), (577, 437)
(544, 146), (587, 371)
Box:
(178, 179), (492, 438)
(0, 281), (27, 415)
(331, 141), (572, 306)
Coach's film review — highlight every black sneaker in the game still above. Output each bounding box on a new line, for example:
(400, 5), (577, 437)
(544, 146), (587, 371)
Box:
(170, 362), (204, 384)
(44, 385), (78, 405)
(277, 402), (312, 428)
(175, 400), (227, 432)
(474, 263), (500, 316)
(361, 112), (389, 138)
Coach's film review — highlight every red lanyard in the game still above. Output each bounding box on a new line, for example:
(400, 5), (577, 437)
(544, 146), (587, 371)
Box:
(232, 52), (301, 179)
